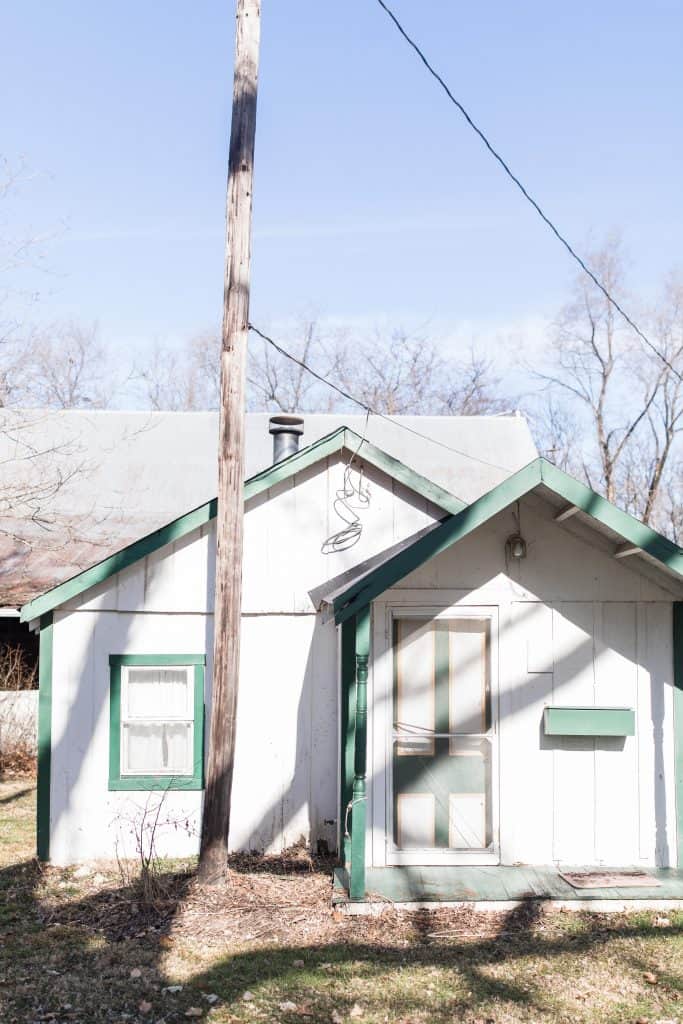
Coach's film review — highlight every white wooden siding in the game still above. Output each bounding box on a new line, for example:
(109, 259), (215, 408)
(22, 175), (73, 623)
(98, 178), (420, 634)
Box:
(378, 495), (679, 868)
(48, 465), (680, 867)
(49, 453), (443, 863)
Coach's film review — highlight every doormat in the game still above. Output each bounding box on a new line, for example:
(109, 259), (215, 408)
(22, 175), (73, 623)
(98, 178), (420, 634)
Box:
(559, 870), (661, 889)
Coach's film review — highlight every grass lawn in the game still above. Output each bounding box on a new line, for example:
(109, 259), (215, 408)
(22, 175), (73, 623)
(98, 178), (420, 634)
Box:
(1, 779), (682, 1024)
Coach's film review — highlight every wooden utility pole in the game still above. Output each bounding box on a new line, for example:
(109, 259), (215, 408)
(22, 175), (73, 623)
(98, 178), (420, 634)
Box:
(199, 0), (261, 883)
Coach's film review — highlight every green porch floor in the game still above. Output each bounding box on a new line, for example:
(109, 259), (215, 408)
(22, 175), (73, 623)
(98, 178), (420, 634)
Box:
(333, 866), (683, 904)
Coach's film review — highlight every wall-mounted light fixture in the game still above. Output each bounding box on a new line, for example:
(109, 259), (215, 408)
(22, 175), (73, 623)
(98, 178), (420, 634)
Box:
(506, 533), (527, 560)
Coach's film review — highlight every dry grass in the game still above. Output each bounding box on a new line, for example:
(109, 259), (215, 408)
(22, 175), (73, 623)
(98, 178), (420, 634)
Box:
(0, 781), (682, 1024)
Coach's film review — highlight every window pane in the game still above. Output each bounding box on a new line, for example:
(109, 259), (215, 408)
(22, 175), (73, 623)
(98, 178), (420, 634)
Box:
(395, 619), (435, 755)
(448, 619), (490, 739)
(123, 722), (192, 775)
(126, 668), (190, 719)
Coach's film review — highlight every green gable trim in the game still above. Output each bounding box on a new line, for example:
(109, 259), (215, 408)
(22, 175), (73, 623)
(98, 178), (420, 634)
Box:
(334, 461), (542, 623)
(540, 461), (683, 571)
(674, 603), (683, 868)
(21, 426), (463, 624)
(333, 458), (683, 624)
(36, 612), (53, 861)
(21, 500), (217, 624)
(108, 654), (206, 792)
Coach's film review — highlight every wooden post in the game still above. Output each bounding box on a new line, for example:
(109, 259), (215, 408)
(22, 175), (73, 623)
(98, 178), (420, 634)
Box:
(340, 615), (357, 869)
(198, 0), (261, 883)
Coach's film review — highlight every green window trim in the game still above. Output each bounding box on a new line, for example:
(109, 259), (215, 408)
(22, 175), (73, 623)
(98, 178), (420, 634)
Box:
(108, 654), (206, 792)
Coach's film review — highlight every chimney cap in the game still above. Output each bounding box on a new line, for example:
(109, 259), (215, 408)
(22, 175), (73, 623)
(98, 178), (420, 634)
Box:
(269, 414), (304, 437)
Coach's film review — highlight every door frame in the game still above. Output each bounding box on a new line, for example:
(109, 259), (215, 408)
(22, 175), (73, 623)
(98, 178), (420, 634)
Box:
(371, 597), (501, 867)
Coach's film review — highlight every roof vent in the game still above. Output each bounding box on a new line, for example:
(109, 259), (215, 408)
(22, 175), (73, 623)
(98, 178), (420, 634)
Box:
(269, 415), (304, 464)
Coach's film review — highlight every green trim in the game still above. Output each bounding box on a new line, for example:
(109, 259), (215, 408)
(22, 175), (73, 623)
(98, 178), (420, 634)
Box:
(109, 654), (206, 667)
(108, 655), (206, 792)
(333, 458), (683, 624)
(543, 706), (635, 737)
(540, 461), (683, 571)
(340, 616), (357, 867)
(21, 501), (217, 624)
(674, 603), (683, 867)
(21, 426), (463, 623)
(350, 606), (371, 902)
(36, 612), (53, 861)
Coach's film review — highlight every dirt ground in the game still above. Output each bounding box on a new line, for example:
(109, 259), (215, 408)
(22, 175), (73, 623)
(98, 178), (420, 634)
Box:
(1, 779), (682, 1024)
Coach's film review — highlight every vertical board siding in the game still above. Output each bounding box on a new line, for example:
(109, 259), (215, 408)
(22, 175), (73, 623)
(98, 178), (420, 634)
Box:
(552, 603), (597, 863)
(498, 602), (554, 864)
(593, 603), (638, 863)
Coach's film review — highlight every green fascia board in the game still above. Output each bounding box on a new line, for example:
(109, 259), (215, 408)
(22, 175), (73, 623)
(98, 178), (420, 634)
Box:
(21, 426), (463, 624)
(108, 656), (205, 792)
(36, 612), (53, 861)
(21, 499), (218, 624)
(540, 461), (683, 572)
(674, 603), (683, 867)
(333, 458), (683, 624)
(334, 460), (544, 623)
(543, 706), (635, 737)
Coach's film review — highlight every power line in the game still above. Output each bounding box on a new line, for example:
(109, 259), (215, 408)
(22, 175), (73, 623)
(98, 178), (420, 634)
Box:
(249, 322), (515, 476)
(373, 0), (683, 384)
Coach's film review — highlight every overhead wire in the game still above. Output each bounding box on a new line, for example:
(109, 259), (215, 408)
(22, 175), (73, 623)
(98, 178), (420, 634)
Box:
(372, 0), (683, 384)
(249, 322), (514, 478)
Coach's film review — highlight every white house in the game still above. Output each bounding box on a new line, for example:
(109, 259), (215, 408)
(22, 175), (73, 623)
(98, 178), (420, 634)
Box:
(19, 414), (683, 904)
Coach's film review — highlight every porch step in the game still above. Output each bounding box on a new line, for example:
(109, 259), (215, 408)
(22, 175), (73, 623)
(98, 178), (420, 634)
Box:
(333, 865), (683, 908)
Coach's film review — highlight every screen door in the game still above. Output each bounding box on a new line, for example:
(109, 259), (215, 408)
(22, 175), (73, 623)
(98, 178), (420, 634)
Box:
(391, 615), (495, 861)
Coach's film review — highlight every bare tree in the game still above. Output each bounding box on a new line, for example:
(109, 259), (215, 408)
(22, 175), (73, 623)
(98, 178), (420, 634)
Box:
(614, 274), (683, 528)
(10, 321), (110, 409)
(137, 331), (221, 412)
(247, 319), (345, 413)
(247, 323), (509, 416)
(138, 319), (510, 417)
(533, 236), (683, 533)
(535, 236), (662, 502)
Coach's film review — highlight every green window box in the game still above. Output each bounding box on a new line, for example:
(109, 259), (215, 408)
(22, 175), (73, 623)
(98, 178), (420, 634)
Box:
(543, 706), (635, 738)
(108, 654), (205, 791)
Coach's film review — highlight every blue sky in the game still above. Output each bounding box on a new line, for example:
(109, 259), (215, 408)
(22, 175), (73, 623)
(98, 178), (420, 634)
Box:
(3, 0), (682, 381)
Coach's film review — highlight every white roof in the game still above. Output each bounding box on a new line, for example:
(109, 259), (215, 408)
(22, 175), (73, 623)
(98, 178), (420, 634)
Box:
(0, 409), (537, 606)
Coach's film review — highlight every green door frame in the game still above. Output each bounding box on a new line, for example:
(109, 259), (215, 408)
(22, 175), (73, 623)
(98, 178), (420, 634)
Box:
(339, 606), (371, 901)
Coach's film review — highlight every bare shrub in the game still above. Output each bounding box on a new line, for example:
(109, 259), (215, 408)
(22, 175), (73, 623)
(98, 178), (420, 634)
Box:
(0, 644), (37, 690)
(114, 791), (197, 905)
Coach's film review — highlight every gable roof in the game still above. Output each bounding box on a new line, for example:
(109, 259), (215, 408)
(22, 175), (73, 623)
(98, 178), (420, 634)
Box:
(328, 457), (683, 624)
(1, 409), (537, 606)
(20, 427), (463, 623)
